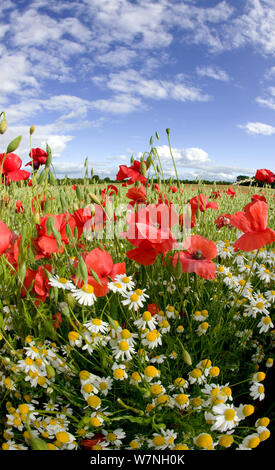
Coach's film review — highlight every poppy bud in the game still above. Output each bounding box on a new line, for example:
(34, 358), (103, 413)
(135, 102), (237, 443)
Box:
(166, 128), (170, 136)
(18, 262), (27, 283)
(0, 116), (8, 134)
(46, 215), (55, 235)
(60, 192), (68, 211)
(6, 135), (22, 153)
(155, 131), (160, 140)
(33, 213), (40, 225)
(29, 125), (35, 135)
(149, 136), (153, 146)
(175, 259), (182, 279)
(79, 256), (88, 285)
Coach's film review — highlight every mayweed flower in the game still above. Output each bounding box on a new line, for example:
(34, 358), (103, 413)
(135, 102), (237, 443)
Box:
(197, 322), (210, 336)
(209, 403), (241, 432)
(141, 329), (162, 349)
(134, 311), (157, 330)
(249, 382), (265, 401)
(112, 363), (128, 381)
(48, 275), (75, 290)
(102, 428), (126, 447)
(114, 274), (135, 290)
(257, 316), (274, 333)
(71, 284), (97, 306)
(121, 288), (149, 311)
(84, 318), (109, 335)
(148, 429), (177, 450)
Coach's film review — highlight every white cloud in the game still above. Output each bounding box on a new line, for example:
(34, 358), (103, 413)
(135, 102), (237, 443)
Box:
(256, 86), (275, 110)
(155, 145), (211, 164)
(196, 66), (230, 81)
(238, 121), (275, 135)
(93, 69), (210, 103)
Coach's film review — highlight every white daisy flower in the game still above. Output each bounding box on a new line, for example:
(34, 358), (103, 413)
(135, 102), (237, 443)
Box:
(257, 316), (274, 334)
(121, 289), (148, 311)
(111, 339), (136, 362)
(141, 329), (162, 349)
(48, 275), (75, 290)
(209, 403), (241, 432)
(134, 310), (158, 331)
(103, 428), (126, 447)
(249, 382), (265, 401)
(84, 318), (109, 334)
(114, 274), (135, 291)
(71, 284), (97, 306)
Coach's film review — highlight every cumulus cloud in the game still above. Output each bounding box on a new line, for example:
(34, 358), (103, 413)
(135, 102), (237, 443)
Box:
(238, 121), (275, 135)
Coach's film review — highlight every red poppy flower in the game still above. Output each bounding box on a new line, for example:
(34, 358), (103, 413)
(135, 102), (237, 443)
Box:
(126, 186), (147, 205)
(102, 184), (118, 198)
(21, 264), (52, 302)
(214, 213), (233, 230)
(31, 194), (55, 214)
(154, 183), (160, 192)
(26, 147), (48, 170)
(225, 187), (237, 197)
(15, 200), (24, 213)
(81, 435), (105, 450)
(147, 303), (160, 316)
(189, 194), (219, 213)
(53, 312), (63, 330)
(27, 179), (33, 187)
(34, 213), (75, 258)
(0, 153), (30, 183)
(255, 169), (275, 185)
(230, 200), (275, 251)
(123, 207), (177, 265)
(75, 248), (125, 297)
(169, 185), (178, 193)
(172, 235), (217, 280)
(0, 220), (14, 255)
(243, 193), (267, 212)
(210, 190), (221, 199)
(116, 160), (147, 185)
(72, 184), (77, 190)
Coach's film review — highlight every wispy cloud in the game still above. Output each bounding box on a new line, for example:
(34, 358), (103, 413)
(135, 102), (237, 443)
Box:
(196, 66), (230, 81)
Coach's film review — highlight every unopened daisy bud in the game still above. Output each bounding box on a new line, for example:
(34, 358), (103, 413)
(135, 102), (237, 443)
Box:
(29, 125), (35, 135)
(7, 135), (22, 153)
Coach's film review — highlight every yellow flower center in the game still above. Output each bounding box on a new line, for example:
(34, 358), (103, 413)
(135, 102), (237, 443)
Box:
(135, 289), (143, 296)
(146, 330), (159, 342)
(152, 435), (165, 447)
(82, 284), (94, 294)
(256, 302), (264, 309)
(130, 293), (139, 302)
(56, 431), (70, 443)
(175, 394), (189, 405)
(113, 368), (125, 379)
(150, 384), (163, 395)
(144, 365), (158, 378)
(79, 370), (90, 381)
(190, 368), (202, 378)
(119, 340), (129, 351)
(196, 434), (213, 448)
(121, 329), (131, 339)
(142, 311), (152, 321)
(58, 277), (68, 284)
(243, 405), (254, 417)
(224, 409), (236, 421)
(87, 395), (101, 408)
(122, 276), (130, 284)
(248, 437), (260, 448)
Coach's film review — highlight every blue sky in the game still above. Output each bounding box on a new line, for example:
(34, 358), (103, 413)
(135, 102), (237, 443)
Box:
(1, 0), (275, 181)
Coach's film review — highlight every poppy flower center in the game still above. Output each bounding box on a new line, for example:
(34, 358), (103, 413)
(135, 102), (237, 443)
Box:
(192, 250), (205, 260)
